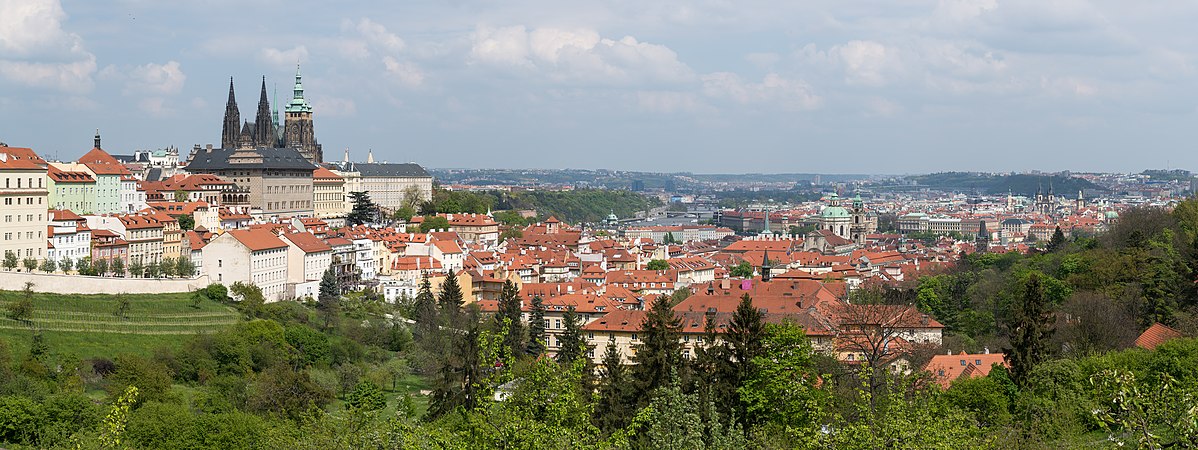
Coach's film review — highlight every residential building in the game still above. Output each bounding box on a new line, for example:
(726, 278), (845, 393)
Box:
(47, 209), (91, 264)
(0, 145), (50, 263)
(47, 165), (96, 213)
(280, 232), (333, 299)
(202, 229), (290, 301)
(312, 167), (345, 219)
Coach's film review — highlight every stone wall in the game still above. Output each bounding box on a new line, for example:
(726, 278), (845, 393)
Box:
(0, 271), (212, 295)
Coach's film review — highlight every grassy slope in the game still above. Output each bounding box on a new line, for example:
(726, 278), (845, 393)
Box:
(0, 290), (239, 360)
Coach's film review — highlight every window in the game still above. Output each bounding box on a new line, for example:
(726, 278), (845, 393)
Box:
(631, 333), (638, 341)
(960, 360), (966, 366)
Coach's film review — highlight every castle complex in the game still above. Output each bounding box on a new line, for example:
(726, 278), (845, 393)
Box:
(220, 66), (322, 164)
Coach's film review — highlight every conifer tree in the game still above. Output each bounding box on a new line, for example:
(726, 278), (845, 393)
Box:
(1047, 226), (1067, 252)
(412, 273), (438, 337)
(1006, 272), (1055, 388)
(555, 306), (587, 365)
(495, 279), (524, 359)
(437, 270), (464, 314)
(526, 296), (547, 356)
(317, 265), (340, 329)
(594, 337), (630, 433)
(632, 295), (684, 405)
(347, 191), (378, 226)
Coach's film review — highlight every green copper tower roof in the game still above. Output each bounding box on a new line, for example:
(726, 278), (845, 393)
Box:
(286, 64), (313, 113)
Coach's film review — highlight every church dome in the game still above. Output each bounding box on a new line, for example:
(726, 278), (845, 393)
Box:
(821, 206), (850, 219)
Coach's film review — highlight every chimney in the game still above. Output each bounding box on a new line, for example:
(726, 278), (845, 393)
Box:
(920, 314), (929, 326)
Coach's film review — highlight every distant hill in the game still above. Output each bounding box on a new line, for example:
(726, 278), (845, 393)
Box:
(911, 172), (1105, 196)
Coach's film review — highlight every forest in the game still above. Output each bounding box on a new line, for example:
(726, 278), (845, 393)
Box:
(414, 187), (661, 224)
(2, 201), (1198, 448)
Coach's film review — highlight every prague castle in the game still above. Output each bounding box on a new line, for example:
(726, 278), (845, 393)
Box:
(220, 65), (322, 164)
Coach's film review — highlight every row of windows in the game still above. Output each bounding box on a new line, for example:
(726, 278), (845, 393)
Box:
(3, 248), (43, 258)
(266, 201), (311, 210)
(4, 214), (43, 222)
(3, 196), (43, 205)
(265, 184), (310, 194)
(3, 177), (43, 189)
(3, 231), (44, 240)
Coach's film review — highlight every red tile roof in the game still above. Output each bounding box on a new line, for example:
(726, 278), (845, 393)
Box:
(227, 229), (288, 251)
(283, 232), (332, 253)
(1135, 323), (1184, 350)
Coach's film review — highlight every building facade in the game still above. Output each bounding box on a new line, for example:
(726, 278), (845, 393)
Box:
(184, 146), (316, 218)
(0, 145), (50, 264)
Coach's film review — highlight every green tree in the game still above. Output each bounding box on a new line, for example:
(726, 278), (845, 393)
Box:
(317, 265), (340, 329)
(160, 256), (176, 277)
(1005, 272), (1055, 388)
(346, 380), (387, 412)
(419, 215), (450, 233)
(146, 260), (161, 278)
(412, 273), (438, 336)
(526, 295), (547, 356)
(646, 259), (669, 271)
(426, 307), (484, 419)
(2, 250), (17, 270)
(173, 189), (188, 202)
(22, 257), (36, 271)
(555, 306), (587, 365)
(127, 259), (142, 278)
(739, 321), (823, 435)
(39, 258), (56, 273)
(631, 295), (685, 405)
(496, 279), (524, 360)
(437, 270), (464, 315)
(111, 257), (125, 277)
(6, 282), (35, 322)
(594, 337), (631, 433)
(630, 375), (746, 450)
(94, 257), (109, 277)
(230, 282), (265, 318)
(725, 293), (765, 427)
(1047, 226), (1067, 252)
(58, 257), (73, 273)
(113, 294), (131, 319)
(178, 213), (195, 231)
(347, 191), (378, 226)
(729, 261), (753, 278)
(173, 256), (191, 277)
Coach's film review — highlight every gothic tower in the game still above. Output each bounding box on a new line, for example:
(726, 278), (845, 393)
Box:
(221, 77), (240, 149)
(253, 77), (274, 147)
(283, 64), (322, 163)
(976, 219), (990, 253)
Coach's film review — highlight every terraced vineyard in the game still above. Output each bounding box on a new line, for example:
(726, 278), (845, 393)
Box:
(0, 289), (241, 358)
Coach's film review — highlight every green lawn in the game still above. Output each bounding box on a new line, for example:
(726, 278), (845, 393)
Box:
(0, 290), (240, 359)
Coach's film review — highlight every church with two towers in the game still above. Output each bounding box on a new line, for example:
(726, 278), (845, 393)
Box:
(220, 66), (322, 164)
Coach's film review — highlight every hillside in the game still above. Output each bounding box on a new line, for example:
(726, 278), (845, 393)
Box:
(910, 172), (1104, 195)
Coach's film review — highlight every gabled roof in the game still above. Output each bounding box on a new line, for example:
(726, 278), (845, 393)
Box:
(282, 232), (332, 253)
(0, 146), (47, 170)
(226, 229), (288, 251)
(1135, 323), (1184, 350)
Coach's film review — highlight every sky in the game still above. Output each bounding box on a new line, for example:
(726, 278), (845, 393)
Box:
(1, 0), (1197, 174)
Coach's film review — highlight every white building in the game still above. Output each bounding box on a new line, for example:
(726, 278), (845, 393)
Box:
(0, 145), (50, 265)
(202, 229), (289, 301)
(280, 231), (333, 299)
(47, 209), (91, 264)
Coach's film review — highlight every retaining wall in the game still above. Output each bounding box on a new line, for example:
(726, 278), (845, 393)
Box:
(0, 271), (212, 295)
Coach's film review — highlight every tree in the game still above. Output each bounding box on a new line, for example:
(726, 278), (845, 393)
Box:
(1006, 272), (1055, 388)
(1047, 226), (1067, 252)
(6, 282), (35, 322)
(729, 261), (753, 278)
(392, 207), (416, 222)
(58, 257), (73, 273)
(178, 214), (195, 231)
(526, 295), (547, 356)
(663, 232), (678, 244)
(2, 251), (17, 270)
(347, 191), (378, 226)
(113, 295), (131, 319)
(420, 215), (450, 233)
(646, 259), (669, 271)
(594, 337), (631, 433)
(427, 307), (484, 419)
(39, 258), (56, 273)
(76, 257), (92, 276)
(174, 257), (192, 277)
(230, 282), (265, 318)
(412, 273), (438, 335)
(318, 265), (340, 329)
(158, 256), (175, 278)
(631, 295), (685, 405)
(437, 270), (464, 314)
(555, 306), (587, 365)
(346, 380), (387, 413)
(725, 293), (766, 426)
(22, 257), (36, 272)
(127, 259), (143, 278)
(496, 279), (524, 359)
(739, 321), (823, 434)
(111, 258), (126, 277)
(173, 189), (188, 202)
(401, 185), (424, 211)
(93, 258), (109, 277)
(146, 260), (161, 278)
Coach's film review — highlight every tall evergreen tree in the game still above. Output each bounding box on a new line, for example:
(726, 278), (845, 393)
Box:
(346, 191), (378, 226)
(495, 279), (524, 359)
(556, 306), (587, 365)
(526, 295), (547, 356)
(1047, 226), (1068, 252)
(317, 265), (340, 329)
(412, 273), (438, 333)
(724, 293), (766, 427)
(594, 337), (631, 433)
(437, 270), (464, 313)
(426, 307), (484, 419)
(632, 295), (684, 405)
(1006, 272), (1055, 388)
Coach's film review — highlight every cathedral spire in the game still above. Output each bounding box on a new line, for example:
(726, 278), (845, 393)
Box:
(221, 77), (240, 149)
(253, 76), (273, 147)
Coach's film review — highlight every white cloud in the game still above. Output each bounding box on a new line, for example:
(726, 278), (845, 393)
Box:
(833, 40), (897, 86)
(126, 61), (186, 95)
(348, 18), (405, 53)
(701, 72), (821, 111)
(138, 97), (169, 116)
(0, 0), (95, 92)
(260, 46), (309, 67)
(312, 96), (357, 116)
(635, 91), (711, 114)
(469, 25), (694, 85)
(383, 56), (424, 87)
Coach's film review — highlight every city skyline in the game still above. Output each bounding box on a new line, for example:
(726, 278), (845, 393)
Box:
(2, 1), (1198, 173)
